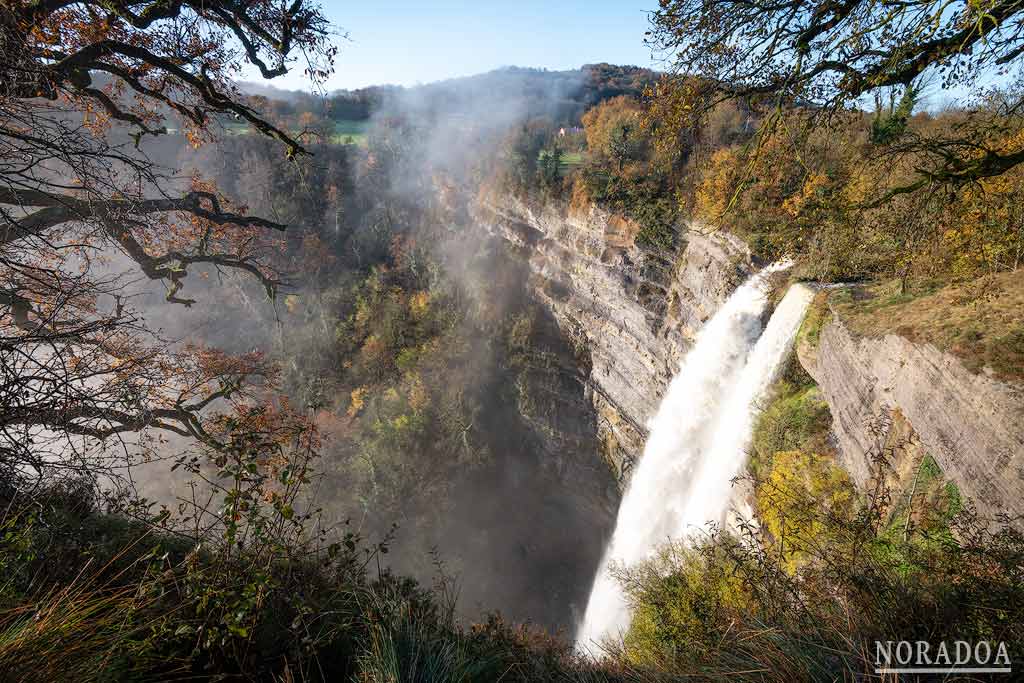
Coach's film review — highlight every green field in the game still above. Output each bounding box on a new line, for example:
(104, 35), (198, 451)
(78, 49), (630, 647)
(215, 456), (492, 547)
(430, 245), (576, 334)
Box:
(217, 118), (370, 147)
(222, 120), (250, 135)
(538, 149), (584, 176)
(560, 151), (583, 168)
(329, 119), (370, 146)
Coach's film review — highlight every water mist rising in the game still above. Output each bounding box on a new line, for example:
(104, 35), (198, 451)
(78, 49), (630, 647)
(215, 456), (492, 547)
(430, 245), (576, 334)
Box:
(576, 267), (815, 650)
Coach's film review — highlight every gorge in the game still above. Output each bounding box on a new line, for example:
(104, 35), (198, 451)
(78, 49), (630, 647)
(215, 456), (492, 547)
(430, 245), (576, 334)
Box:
(470, 187), (1024, 647)
(6, 15), (1024, 671)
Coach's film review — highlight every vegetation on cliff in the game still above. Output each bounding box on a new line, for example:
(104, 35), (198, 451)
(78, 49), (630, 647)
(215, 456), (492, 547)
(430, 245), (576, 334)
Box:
(831, 271), (1024, 383)
(3, 0), (1024, 680)
(498, 0), (1024, 295)
(611, 359), (1021, 680)
(612, 468), (1024, 680)
(504, 86), (1024, 287)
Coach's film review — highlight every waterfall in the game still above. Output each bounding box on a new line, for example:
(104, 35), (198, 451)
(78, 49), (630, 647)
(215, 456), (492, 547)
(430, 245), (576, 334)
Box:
(576, 267), (815, 652)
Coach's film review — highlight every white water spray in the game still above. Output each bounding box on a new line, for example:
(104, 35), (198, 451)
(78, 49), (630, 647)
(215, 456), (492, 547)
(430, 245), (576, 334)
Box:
(576, 266), (815, 651)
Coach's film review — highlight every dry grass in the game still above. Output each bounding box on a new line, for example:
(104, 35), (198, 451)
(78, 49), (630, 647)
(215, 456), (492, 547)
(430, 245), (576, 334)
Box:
(0, 576), (159, 682)
(831, 270), (1024, 384)
(797, 289), (832, 349)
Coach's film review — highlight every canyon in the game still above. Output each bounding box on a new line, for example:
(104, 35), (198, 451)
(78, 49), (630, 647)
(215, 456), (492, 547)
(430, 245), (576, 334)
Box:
(474, 190), (1024, 527)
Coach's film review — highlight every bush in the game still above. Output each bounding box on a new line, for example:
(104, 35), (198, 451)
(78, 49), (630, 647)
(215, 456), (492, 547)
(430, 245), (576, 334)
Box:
(615, 467), (1024, 681)
(0, 483), (617, 682)
(756, 450), (855, 570)
(749, 356), (831, 478)
(618, 541), (757, 669)
(580, 169), (680, 251)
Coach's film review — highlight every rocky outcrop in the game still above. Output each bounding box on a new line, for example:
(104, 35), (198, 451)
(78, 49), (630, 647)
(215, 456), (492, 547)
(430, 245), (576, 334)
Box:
(472, 190), (1024, 526)
(472, 192), (751, 484)
(801, 314), (1024, 522)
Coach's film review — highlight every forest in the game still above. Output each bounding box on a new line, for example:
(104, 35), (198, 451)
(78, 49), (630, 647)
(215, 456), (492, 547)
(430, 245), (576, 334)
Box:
(1, 0), (1023, 681)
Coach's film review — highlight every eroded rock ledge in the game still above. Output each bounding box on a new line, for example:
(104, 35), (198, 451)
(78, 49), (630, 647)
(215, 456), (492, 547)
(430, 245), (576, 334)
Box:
(474, 191), (1024, 524)
(472, 192), (751, 485)
(801, 313), (1024, 522)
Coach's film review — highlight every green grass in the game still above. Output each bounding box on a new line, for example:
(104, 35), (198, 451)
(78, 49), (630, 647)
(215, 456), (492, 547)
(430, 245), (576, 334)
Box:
(750, 385), (832, 478)
(796, 291), (832, 350)
(221, 121), (250, 135)
(560, 152), (583, 168)
(216, 118), (371, 147)
(874, 453), (964, 564)
(330, 119), (370, 147)
(536, 150), (585, 175)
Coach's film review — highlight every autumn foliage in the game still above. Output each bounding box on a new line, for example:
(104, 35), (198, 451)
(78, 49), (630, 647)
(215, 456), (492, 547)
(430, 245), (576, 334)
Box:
(0, 0), (334, 485)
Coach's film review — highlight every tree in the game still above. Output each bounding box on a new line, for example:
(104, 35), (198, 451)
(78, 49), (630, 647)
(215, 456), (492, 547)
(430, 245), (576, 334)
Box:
(504, 121), (548, 192)
(538, 144), (564, 193)
(580, 95), (644, 166)
(870, 85), (918, 146)
(649, 0), (1024, 186)
(608, 123), (635, 171)
(0, 1), (334, 489)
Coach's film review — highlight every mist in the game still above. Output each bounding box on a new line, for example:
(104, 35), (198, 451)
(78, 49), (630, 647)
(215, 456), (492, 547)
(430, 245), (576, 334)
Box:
(112, 66), (616, 631)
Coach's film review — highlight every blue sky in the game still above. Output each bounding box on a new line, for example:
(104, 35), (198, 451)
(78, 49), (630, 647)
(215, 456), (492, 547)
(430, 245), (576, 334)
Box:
(258, 1), (661, 91)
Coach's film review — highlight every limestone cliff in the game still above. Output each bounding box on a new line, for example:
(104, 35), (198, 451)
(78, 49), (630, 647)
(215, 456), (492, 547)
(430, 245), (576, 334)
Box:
(800, 310), (1024, 522)
(473, 189), (1023, 524)
(472, 191), (752, 485)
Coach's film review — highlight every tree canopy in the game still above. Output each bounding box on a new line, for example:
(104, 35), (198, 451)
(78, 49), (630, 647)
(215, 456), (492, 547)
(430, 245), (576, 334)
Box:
(0, 0), (333, 484)
(649, 0), (1024, 185)
(651, 0), (1024, 106)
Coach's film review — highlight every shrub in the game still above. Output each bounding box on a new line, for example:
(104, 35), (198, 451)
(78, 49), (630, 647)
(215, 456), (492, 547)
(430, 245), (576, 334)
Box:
(749, 356), (831, 478)
(617, 541), (757, 669)
(756, 450), (855, 570)
(616, 467), (1024, 681)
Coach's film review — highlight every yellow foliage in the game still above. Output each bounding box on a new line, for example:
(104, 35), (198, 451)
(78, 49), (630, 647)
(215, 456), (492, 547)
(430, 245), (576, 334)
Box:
(757, 450), (853, 571)
(408, 374), (429, 412)
(842, 167), (877, 206)
(993, 127), (1024, 155)
(409, 291), (431, 319)
(580, 95), (644, 157)
(694, 147), (739, 221)
(941, 161), (1024, 276)
(347, 386), (367, 417)
(782, 172), (829, 217)
(568, 176), (592, 214)
(621, 541), (756, 667)
(354, 301), (372, 334)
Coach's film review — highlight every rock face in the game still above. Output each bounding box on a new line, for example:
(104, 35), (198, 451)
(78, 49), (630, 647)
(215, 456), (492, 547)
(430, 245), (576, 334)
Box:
(473, 190), (1024, 525)
(802, 314), (1024, 521)
(472, 192), (752, 485)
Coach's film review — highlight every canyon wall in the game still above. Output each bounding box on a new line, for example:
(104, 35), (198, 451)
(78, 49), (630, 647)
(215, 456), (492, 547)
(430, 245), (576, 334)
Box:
(472, 192), (752, 485)
(475, 190), (1024, 524)
(800, 313), (1024, 522)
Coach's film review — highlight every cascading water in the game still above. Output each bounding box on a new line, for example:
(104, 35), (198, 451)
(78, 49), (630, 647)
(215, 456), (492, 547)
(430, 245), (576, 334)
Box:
(576, 265), (815, 652)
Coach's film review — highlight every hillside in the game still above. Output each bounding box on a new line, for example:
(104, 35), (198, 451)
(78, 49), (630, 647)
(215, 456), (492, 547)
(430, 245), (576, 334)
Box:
(4, 0), (1024, 676)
